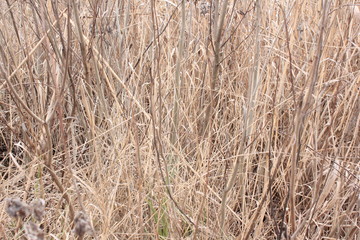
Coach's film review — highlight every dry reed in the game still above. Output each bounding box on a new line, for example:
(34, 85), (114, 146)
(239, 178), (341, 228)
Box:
(0, 0), (359, 239)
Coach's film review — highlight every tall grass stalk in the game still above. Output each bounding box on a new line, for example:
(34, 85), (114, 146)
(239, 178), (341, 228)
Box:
(171, 0), (186, 145)
(219, 0), (260, 234)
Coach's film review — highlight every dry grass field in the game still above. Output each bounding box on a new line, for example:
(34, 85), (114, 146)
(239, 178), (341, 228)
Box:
(0, 0), (359, 239)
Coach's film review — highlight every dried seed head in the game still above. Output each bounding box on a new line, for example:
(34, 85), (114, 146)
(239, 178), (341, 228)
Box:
(30, 199), (45, 222)
(24, 222), (44, 240)
(73, 211), (92, 237)
(5, 198), (30, 219)
(199, 1), (210, 15)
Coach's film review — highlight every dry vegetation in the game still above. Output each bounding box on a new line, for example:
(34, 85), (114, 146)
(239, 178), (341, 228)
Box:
(0, 0), (359, 239)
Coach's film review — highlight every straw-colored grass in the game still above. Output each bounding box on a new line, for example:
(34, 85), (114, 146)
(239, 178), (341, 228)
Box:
(1, 1), (359, 239)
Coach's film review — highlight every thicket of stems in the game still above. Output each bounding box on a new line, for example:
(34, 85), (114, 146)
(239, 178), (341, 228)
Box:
(1, 1), (359, 239)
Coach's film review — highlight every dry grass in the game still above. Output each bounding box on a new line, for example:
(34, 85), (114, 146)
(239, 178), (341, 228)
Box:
(0, 0), (359, 239)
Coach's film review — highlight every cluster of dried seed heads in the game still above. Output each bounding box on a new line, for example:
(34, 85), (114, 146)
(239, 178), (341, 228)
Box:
(5, 198), (93, 239)
(5, 198), (46, 221)
(5, 198), (45, 240)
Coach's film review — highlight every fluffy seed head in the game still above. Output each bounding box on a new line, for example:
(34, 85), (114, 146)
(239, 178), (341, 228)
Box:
(5, 198), (30, 219)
